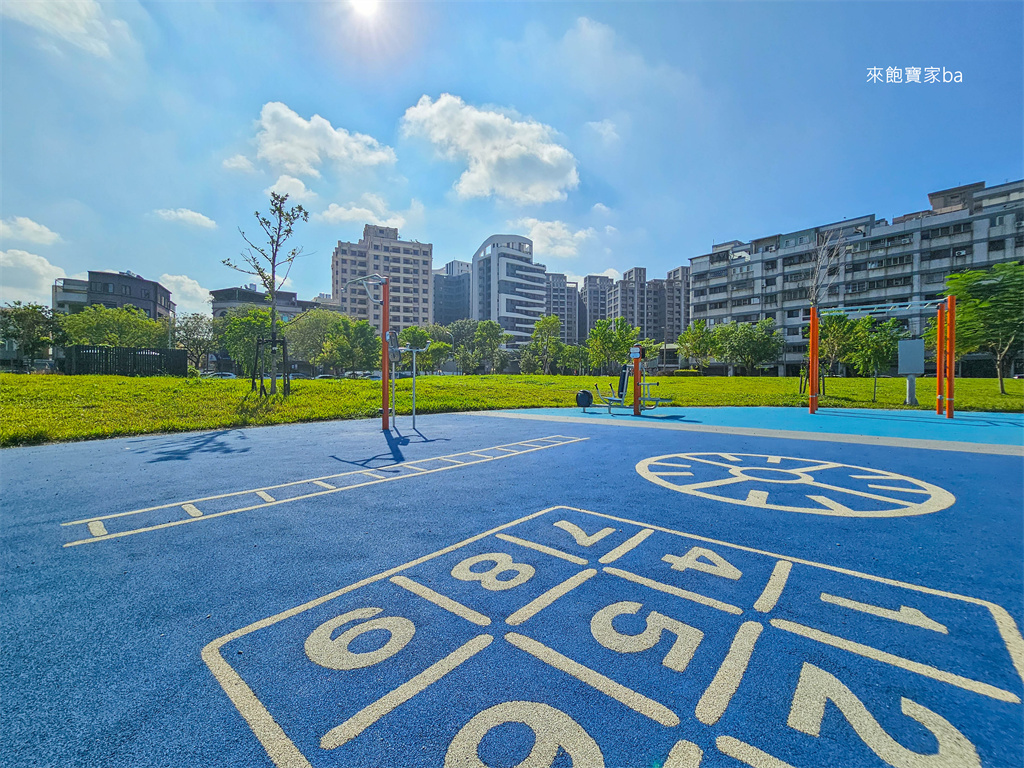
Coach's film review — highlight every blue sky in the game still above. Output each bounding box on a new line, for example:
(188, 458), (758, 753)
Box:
(2, 1), (1021, 313)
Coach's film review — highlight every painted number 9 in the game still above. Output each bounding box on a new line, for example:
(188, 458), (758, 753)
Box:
(305, 607), (415, 670)
(452, 553), (535, 591)
(445, 701), (603, 768)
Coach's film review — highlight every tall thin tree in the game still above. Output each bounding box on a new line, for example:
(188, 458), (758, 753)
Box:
(224, 192), (308, 395)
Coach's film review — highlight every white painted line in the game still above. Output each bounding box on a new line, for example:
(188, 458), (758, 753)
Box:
(753, 560), (792, 613)
(360, 472), (387, 481)
(87, 521), (107, 537)
(255, 491), (275, 503)
(182, 504), (203, 518)
(506, 569), (598, 626)
(505, 632), (680, 727)
(695, 621), (763, 725)
(389, 576), (491, 626)
(746, 490), (769, 506)
(716, 736), (797, 768)
(495, 534), (589, 565)
(663, 740), (704, 768)
(604, 567), (743, 616)
(770, 619), (1019, 703)
(475, 411), (1024, 456)
(312, 481), (335, 490)
(766, 456), (783, 464)
(436, 457), (465, 464)
(598, 528), (655, 564)
(820, 592), (948, 633)
(867, 484), (931, 495)
(320, 634), (494, 749)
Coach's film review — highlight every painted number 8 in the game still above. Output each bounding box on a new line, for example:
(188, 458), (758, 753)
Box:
(451, 553), (535, 591)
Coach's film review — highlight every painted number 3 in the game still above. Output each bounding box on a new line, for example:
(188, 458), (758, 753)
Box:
(452, 553), (535, 591)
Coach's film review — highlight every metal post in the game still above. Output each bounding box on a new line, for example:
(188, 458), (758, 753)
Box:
(809, 307), (819, 414)
(381, 278), (390, 431)
(411, 350), (417, 430)
(936, 304), (945, 414)
(946, 295), (956, 419)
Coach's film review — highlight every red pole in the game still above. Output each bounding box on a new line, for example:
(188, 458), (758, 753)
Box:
(633, 356), (641, 416)
(935, 304), (945, 415)
(809, 307), (818, 414)
(381, 278), (390, 431)
(946, 295), (955, 419)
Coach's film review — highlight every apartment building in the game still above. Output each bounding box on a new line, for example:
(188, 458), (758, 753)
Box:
(470, 235), (545, 347)
(607, 267), (689, 344)
(433, 260), (472, 325)
(331, 224), (433, 335)
(688, 180), (1024, 374)
(52, 271), (175, 319)
(210, 284), (319, 321)
(579, 274), (613, 339)
(544, 273), (579, 345)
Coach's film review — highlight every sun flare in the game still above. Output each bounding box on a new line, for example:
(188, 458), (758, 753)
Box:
(350, 0), (379, 19)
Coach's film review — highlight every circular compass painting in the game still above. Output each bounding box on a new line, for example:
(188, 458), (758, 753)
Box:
(636, 452), (955, 518)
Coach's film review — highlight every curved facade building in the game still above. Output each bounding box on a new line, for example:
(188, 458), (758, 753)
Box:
(470, 235), (545, 347)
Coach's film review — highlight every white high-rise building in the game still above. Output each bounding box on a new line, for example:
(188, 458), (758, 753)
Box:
(470, 235), (545, 347)
(331, 224), (433, 335)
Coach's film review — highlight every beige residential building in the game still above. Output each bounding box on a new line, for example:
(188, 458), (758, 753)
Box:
(331, 225), (433, 335)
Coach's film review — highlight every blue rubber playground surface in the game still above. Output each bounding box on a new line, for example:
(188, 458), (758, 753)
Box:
(2, 405), (1022, 768)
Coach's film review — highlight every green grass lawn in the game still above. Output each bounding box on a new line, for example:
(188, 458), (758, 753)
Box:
(1, 373), (1021, 447)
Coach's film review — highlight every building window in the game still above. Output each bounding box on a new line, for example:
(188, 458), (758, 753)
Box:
(989, 239), (1006, 252)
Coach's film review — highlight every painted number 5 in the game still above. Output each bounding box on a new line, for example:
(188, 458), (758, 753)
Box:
(452, 553), (535, 591)
(590, 601), (704, 672)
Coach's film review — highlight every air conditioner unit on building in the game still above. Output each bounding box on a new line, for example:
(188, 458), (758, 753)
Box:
(767, 246), (777, 252)
(900, 237), (912, 244)
(954, 249), (967, 257)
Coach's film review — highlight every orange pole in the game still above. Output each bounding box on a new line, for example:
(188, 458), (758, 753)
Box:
(381, 278), (390, 431)
(633, 356), (641, 416)
(946, 295), (955, 419)
(935, 304), (945, 414)
(809, 307), (818, 414)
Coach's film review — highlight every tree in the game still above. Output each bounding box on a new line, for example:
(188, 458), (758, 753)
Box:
(283, 309), (347, 367)
(715, 319), (783, 375)
(60, 304), (169, 348)
(173, 313), (216, 370)
(444, 319), (478, 352)
(224, 192), (308, 395)
(0, 302), (64, 366)
(928, 264), (1024, 395)
(586, 318), (617, 374)
(454, 344), (482, 375)
(677, 320), (717, 374)
(817, 313), (858, 376)
(809, 227), (848, 308)
(610, 317), (641, 365)
(848, 317), (906, 402)
(218, 307), (272, 377)
(530, 315), (563, 375)
(321, 317), (381, 375)
(422, 341), (452, 373)
(474, 320), (510, 373)
(558, 344), (589, 376)
(398, 326), (431, 371)
(519, 345), (541, 375)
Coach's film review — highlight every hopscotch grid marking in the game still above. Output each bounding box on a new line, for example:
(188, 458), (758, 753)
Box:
(604, 567), (744, 615)
(389, 576), (492, 627)
(200, 504), (1024, 767)
(60, 437), (587, 544)
(504, 631), (680, 727)
(494, 534), (589, 565)
(506, 569), (598, 626)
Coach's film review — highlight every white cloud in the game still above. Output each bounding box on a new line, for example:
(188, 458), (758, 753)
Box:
(510, 218), (595, 258)
(591, 203), (611, 216)
(1, 0), (133, 58)
(605, 225), (618, 235)
(316, 194), (421, 229)
(0, 249), (67, 304)
(153, 208), (217, 229)
(222, 154), (256, 173)
(401, 93), (579, 205)
(255, 102), (396, 179)
(1, 216), (62, 246)
(157, 273), (212, 315)
(586, 119), (619, 145)
(265, 175), (318, 203)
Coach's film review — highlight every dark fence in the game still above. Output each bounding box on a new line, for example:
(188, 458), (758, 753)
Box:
(61, 346), (188, 377)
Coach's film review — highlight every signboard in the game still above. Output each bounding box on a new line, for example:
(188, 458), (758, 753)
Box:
(387, 331), (401, 363)
(898, 339), (925, 375)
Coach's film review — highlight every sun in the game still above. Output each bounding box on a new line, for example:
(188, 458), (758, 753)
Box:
(350, 0), (380, 18)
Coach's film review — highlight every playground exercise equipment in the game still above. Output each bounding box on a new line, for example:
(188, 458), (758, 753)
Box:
(346, 274), (393, 431)
(578, 345), (673, 415)
(810, 295), (957, 418)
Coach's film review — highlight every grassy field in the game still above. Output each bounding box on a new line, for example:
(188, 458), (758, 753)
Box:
(1, 373), (1021, 447)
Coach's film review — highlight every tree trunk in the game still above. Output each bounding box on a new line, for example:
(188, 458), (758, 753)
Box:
(872, 366), (878, 402)
(996, 351), (1006, 395)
